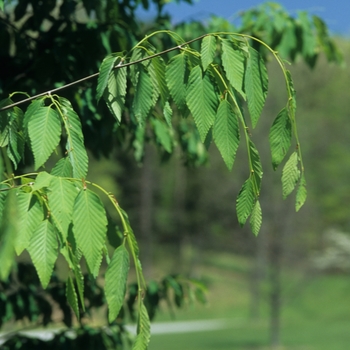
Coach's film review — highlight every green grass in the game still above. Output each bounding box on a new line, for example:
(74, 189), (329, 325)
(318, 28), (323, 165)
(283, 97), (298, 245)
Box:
(147, 251), (350, 350)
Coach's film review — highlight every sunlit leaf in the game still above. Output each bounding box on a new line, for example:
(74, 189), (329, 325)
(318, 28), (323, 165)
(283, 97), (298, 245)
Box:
(269, 107), (292, 170)
(51, 157), (73, 177)
(58, 97), (88, 178)
(97, 54), (121, 102)
(186, 65), (218, 142)
(105, 245), (129, 322)
(66, 275), (80, 319)
(244, 47), (268, 128)
(133, 302), (151, 350)
(48, 177), (78, 239)
(103, 66), (127, 123)
(201, 35), (217, 70)
(152, 118), (173, 153)
(221, 39), (246, 98)
(236, 178), (255, 226)
(32, 171), (53, 191)
(23, 98), (44, 141)
(282, 151), (300, 199)
(249, 140), (263, 192)
(250, 200), (262, 236)
(15, 191), (43, 255)
(72, 189), (107, 276)
(0, 189), (17, 280)
(28, 219), (58, 288)
(28, 106), (62, 169)
(163, 101), (172, 126)
(296, 173), (307, 211)
(132, 68), (153, 124)
(213, 99), (240, 170)
(151, 56), (169, 105)
(166, 53), (187, 111)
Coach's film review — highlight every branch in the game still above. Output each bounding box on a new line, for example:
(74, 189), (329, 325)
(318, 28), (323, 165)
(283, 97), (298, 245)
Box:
(0, 34), (208, 112)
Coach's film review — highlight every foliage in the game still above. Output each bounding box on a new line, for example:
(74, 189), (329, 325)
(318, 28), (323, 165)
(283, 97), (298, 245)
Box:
(0, 29), (306, 348)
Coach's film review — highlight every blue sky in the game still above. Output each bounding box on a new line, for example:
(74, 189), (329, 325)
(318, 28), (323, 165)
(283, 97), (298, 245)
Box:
(140, 1), (350, 36)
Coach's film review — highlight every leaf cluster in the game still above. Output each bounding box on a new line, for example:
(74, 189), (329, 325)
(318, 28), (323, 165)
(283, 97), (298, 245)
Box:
(94, 30), (306, 235)
(0, 27), (315, 349)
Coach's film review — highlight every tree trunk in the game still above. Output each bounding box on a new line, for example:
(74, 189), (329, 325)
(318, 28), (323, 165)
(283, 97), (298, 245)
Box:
(269, 225), (282, 349)
(250, 227), (268, 319)
(139, 144), (155, 278)
(172, 156), (188, 273)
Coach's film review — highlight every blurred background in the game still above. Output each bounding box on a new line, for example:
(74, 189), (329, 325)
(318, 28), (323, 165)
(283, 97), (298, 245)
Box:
(1, 0), (350, 349)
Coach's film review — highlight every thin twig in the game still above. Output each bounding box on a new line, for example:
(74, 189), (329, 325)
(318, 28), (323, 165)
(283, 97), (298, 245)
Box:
(0, 34), (208, 112)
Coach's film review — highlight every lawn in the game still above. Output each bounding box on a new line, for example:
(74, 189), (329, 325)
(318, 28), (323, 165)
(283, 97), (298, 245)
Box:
(147, 251), (350, 350)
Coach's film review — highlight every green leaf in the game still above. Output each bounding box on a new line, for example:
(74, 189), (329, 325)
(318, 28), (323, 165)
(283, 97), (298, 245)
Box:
(296, 173), (307, 211)
(97, 54), (121, 102)
(221, 39), (246, 98)
(48, 177), (78, 239)
(0, 120), (9, 148)
(103, 66), (127, 123)
(201, 35), (217, 70)
(72, 189), (108, 277)
(152, 118), (173, 153)
(66, 276), (80, 320)
(133, 302), (151, 350)
(105, 245), (129, 322)
(51, 158), (73, 177)
(15, 191), (43, 255)
(0, 98), (13, 147)
(23, 99), (44, 141)
(61, 244), (85, 311)
(132, 68), (153, 125)
(186, 65), (218, 142)
(130, 48), (143, 86)
(313, 15), (342, 64)
(0, 191), (6, 225)
(236, 178), (255, 226)
(0, 189), (17, 280)
(2, 105), (25, 169)
(7, 119), (23, 169)
(58, 97), (84, 139)
(277, 21), (297, 59)
(69, 247), (85, 310)
(249, 140), (263, 193)
(213, 99), (240, 170)
(28, 220), (58, 289)
(298, 11), (317, 58)
(58, 97), (88, 178)
(27, 106), (61, 170)
(282, 151), (300, 199)
(166, 53), (187, 111)
(286, 70), (296, 115)
(147, 61), (160, 106)
(269, 107), (292, 170)
(244, 47), (268, 128)
(151, 56), (169, 106)
(32, 171), (53, 191)
(250, 200), (262, 236)
(236, 178), (256, 226)
(163, 101), (172, 127)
